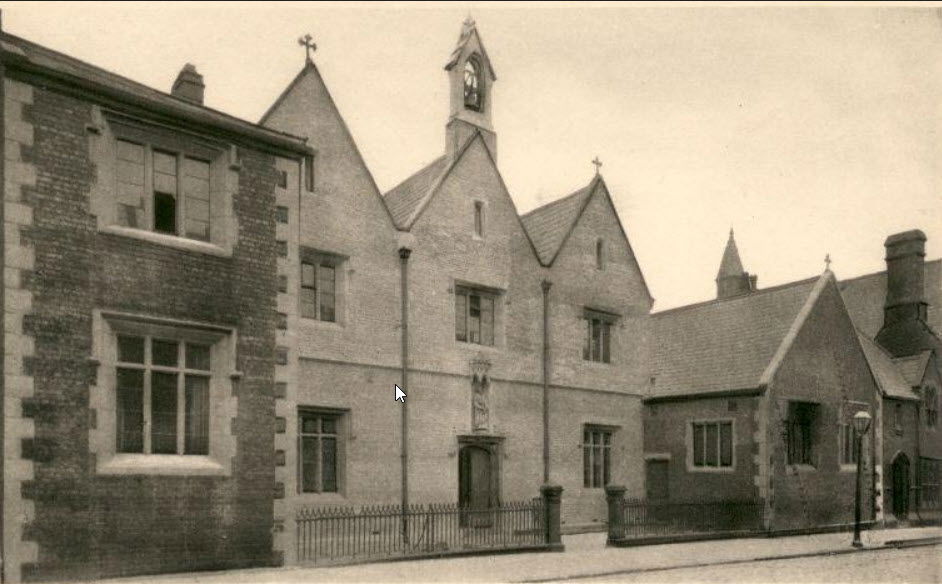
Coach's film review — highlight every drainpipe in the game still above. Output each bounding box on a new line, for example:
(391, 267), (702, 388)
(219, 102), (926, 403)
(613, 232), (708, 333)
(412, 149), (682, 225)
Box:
(399, 247), (411, 543)
(914, 398), (922, 518)
(1, 10), (8, 583)
(541, 280), (552, 483)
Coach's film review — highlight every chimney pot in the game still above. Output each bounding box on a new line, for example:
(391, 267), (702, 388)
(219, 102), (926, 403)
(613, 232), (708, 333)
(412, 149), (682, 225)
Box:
(171, 63), (205, 105)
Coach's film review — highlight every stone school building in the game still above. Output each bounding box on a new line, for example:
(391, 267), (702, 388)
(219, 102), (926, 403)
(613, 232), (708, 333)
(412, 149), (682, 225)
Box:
(0, 15), (939, 584)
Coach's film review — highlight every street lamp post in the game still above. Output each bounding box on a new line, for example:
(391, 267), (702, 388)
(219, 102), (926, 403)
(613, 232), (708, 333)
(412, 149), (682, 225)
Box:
(852, 411), (872, 548)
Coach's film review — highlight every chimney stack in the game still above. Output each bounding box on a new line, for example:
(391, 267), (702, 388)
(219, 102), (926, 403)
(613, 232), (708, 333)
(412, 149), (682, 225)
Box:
(875, 229), (940, 357)
(883, 229), (927, 327)
(171, 63), (204, 105)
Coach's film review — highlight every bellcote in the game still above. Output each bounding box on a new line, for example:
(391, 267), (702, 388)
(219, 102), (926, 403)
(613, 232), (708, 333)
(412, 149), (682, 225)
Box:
(444, 18), (497, 158)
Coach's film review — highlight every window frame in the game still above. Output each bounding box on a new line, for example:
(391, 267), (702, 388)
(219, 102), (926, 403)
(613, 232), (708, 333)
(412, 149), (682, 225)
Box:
(112, 130), (218, 243)
(92, 310), (238, 476)
(298, 407), (347, 495)
(473, 200), (485, 239)
(455, 285), (497, 347)
(839, 422), (857, 469)
(925, 386), (938, 429)
(786, 402), (818, 467)
(300, 249), (344, 324)
(583, 309), (616, 364)
(583, 426), (615, 488)
(114, 334), (212, 456)
(687, 419), (735, 472)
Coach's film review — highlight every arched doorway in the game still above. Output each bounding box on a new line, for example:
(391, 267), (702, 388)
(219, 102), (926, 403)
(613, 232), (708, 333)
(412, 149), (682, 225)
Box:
(891, 453), (911, 520)
(458, 444), (496, 527)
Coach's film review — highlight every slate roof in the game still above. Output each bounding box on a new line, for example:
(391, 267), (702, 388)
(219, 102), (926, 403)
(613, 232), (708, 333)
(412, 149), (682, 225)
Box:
(648, 274), (826, 397)
(839, 259), (942, 338)
(892, 351), (932, 388)
(0, 33), (310, 154)
(383, 155), (451, 229)
(856, 331), (920, 400)
(520, 179), (597, 265)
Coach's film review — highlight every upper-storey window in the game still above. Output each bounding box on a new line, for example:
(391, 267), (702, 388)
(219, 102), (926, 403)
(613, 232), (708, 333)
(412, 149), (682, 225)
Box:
(116, 139), (212, 241)
(596, 239), (605, 270)
(456, 286), (495, 346)
(463, 57), (483, 112)
(583, 310), (615, 363)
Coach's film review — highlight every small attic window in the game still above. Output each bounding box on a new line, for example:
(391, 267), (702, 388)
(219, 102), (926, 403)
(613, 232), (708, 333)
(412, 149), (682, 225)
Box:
(464, 57), (483, 112)
(596, 239), (605, 270)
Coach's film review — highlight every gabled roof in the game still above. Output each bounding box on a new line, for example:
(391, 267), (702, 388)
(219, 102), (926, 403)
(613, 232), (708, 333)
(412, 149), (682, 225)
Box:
(381, 133), (542, 265)
(520, 178), (597, 265)
(857, 330), (920, 400)
(383, 155), (451, 229)
(717, 229), (745, 279)
(444, 18), (496, 80)
(260, 59), (396, 229)
(839, 259), (942, 338)
(892, 351), (932, 388)
(0, 33), (310, 156)
(649, 274), (828, 398)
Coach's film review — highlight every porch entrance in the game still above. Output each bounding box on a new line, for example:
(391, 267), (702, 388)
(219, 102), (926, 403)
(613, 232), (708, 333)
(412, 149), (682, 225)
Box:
(892, 453), (911, 520)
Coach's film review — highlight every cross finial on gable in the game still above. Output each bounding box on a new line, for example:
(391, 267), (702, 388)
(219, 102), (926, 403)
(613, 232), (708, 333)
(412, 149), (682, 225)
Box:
(298, 33), (317, 63)
(592, 156), (602, 175)
(824, 253), (832, 271)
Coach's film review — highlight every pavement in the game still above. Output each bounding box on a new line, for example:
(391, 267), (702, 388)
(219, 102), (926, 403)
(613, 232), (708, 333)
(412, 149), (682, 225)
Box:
(98, 525), (941, 584)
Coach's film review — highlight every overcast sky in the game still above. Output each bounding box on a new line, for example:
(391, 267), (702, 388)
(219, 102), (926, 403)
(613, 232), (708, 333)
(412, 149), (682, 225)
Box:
(4, 2), (940, 309)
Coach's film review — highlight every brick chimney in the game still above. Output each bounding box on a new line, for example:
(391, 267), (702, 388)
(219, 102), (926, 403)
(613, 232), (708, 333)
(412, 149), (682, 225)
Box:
(875, 229), (940, 357)
(883, 229), (927, 326)
(171, 63), (204, 105)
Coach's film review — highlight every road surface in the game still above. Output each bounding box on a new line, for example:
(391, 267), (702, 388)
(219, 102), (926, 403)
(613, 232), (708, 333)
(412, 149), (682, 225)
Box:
(563, 544), (941, 583)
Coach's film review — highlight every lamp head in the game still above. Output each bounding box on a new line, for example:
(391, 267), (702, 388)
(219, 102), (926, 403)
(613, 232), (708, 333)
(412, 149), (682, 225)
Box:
(852, 411), (872, 434)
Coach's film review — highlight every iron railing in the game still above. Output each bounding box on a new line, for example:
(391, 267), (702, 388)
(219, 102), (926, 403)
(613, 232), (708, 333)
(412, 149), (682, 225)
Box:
(297, 500), (545, 565)
(619, 498), (765, 540)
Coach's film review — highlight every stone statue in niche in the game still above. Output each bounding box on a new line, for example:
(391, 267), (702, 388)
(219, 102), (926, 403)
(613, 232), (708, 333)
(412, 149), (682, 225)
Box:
(471, 358), (491, 432)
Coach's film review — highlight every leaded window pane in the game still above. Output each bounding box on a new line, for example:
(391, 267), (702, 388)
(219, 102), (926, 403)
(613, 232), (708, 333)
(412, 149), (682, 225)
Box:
(151, 371), (178, 454)
(117, 335), (145, 364)
(318, 265), (336, 322)
(184, 375), (210, 455)
(455, 293), (467, 341)
(116, 368), (144, 453)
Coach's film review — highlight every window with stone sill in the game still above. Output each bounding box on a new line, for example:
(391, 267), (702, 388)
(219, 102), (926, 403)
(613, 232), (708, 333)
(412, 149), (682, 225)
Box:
(785, 401), (818, 466)
(115, 138), (213, 242)
(300, 248), (345, 324)
(691, 420), (733, 469)
(583, 309), (616, 364)
(839, 423), (857, 466)
(92, 311), (237, 475)
(583, 426), (614, 488)
(455, 286), (496, 346)
(298, 408), (347, 494)
(115, 335), (211, 455)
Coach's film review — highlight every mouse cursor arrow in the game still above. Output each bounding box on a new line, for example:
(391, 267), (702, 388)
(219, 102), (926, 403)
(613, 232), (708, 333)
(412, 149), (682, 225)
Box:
(395, 384), (406, 403)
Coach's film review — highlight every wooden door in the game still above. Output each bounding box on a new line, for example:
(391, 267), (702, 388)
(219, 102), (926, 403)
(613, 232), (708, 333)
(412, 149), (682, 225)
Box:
(892, 454), (910, 520)
(459, 446), (493, 527)
(645, 460), (669, 501)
